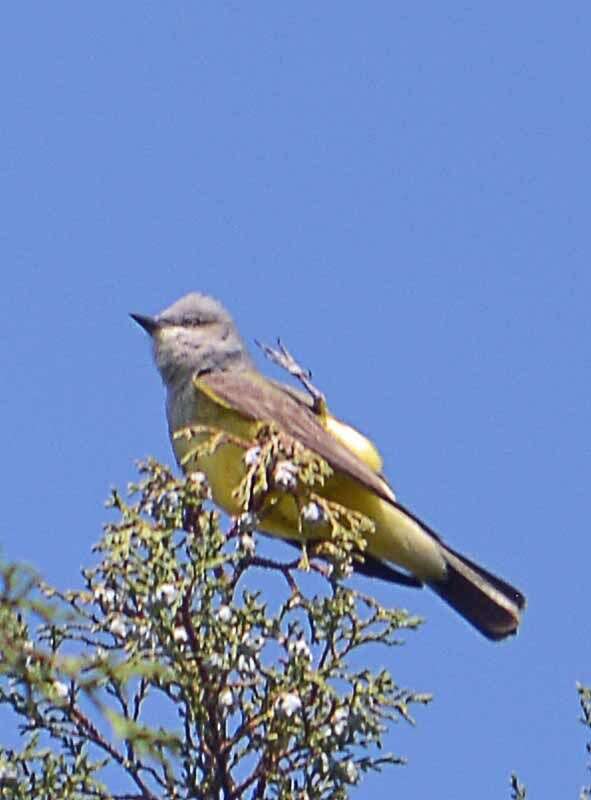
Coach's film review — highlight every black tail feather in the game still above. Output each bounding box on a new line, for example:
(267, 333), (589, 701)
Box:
(429, 545), (525, 640)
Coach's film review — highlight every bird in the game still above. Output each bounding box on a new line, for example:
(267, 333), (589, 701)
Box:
(131, 292), (525, 640)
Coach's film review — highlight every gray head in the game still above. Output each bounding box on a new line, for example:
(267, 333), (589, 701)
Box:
(131, 293), (252, 387)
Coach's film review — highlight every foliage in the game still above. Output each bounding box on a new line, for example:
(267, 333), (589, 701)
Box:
(510, 773), (526, 800)
(578, 683), (591, 800)
(0, 430), (429, 799)
(509, 684), (591, 800)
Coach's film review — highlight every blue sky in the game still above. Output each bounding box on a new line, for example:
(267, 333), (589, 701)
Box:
(2, 4), (590, 797)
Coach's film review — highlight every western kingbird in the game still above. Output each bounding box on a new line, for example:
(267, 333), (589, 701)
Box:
(131, 293), (525, 640)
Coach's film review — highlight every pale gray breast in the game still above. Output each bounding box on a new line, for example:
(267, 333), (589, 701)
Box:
(165, 379), (199, 443)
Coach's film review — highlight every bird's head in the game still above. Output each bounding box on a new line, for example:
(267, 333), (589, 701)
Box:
(131, 292), (251, 387)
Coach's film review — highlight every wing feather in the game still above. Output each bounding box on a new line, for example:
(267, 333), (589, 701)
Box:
(197, 370), (396, 504)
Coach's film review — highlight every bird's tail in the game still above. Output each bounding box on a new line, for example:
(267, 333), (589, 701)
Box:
(428, 543), (525, 640)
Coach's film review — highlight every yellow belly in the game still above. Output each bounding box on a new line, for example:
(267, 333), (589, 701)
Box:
(174, 428), (445, 582)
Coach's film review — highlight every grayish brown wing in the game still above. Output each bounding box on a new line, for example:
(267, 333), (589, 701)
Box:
(199, 369), (397, 505)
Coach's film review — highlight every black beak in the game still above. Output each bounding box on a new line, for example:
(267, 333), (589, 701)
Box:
(130, 313), (160, 336)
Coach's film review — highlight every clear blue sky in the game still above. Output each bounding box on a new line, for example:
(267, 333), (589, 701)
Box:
(2, 4), (590, 797)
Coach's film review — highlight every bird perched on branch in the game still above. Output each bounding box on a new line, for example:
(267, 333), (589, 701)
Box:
(132, 292), (525, 640)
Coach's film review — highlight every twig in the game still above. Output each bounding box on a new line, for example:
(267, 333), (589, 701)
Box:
(69, 706), (159, 800)
(256, 339), (327, 415)
(180, 584), (235, 799)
